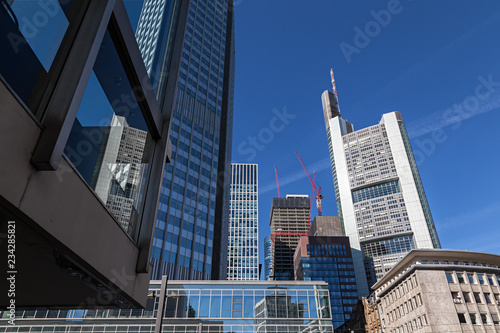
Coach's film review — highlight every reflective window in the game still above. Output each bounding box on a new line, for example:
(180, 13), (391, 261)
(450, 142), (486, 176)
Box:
(64, 27), (153, 238)
(0, 0), (75, 106)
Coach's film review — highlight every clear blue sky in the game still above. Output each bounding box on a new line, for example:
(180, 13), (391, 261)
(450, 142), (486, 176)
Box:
(125, 1), (500, 276)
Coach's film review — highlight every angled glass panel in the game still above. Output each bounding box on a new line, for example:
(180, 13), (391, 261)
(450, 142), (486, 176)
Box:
(0, 0), (80, 111)
(64, 26), (153, 239)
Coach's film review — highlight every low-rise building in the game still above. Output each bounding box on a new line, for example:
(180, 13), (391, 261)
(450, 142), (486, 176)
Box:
(364, 295), (382, 333)
(0, 280), (334, 333)
(373, 249), (500, 333)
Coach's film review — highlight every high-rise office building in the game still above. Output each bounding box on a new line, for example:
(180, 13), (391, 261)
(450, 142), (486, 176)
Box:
(322, 89), (441, 296)
(294, 236), (358, 329)
(227, 163), (259, 280)
(135, 0), (235, 280)
(269, 195), (310, 281)
(264, 235), (273, 280)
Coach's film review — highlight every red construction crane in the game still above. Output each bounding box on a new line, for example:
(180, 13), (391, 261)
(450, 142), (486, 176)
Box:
(274, 165), (281, 198)
(295, 151), (324, 216)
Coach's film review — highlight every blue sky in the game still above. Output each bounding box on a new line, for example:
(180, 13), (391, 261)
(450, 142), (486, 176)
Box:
(125, 1), (500, 275)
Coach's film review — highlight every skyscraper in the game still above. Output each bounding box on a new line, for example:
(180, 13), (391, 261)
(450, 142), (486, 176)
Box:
(135, 0), (235, 280)
(294, 236), (358, 329)
(227, 163), (259, 280)
(322, 89), (440, 295)
(264, 235), (273, 280)
(269, 195), (310, 281)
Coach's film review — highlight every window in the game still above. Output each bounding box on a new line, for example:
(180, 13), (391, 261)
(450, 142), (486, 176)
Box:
(481, 314), (489, 324)
(478, 274), (486, 285)
(485, 293), (492, 304)
(458, 313), (467, 324)
(488, 275), (495, 285)
(463, 292), (472, 303)
(492, 313), (500, 325)
(451, 292), (462, 303)
(457, 273), (465, 283)
(64, 27), (155, 239)
(470, 313), (477, 325)
(468, 273), (476, 284)
(474, 293), (482, 304)
(446, 273), (454, 283)
(0, 0), (75, 107)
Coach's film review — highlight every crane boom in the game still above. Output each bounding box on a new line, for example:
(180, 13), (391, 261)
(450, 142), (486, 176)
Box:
(294, 151), (323, 216)
(274, 165), (281, 198)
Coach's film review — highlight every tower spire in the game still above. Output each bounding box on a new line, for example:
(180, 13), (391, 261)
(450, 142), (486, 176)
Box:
(330, 68), (342, 117)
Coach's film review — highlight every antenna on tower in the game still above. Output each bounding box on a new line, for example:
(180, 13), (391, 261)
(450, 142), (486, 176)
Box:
(330, 68), (342, 117)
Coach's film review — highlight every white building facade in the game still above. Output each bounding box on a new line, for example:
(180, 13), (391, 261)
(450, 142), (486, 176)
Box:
(322, 90), (440, 296)
(228, 163), (259, 280)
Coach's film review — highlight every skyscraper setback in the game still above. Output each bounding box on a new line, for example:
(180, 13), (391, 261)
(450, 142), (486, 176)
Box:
(227, 163), (259, 280)
(322, 88), (440, 296)
(135, 0), (235, 280)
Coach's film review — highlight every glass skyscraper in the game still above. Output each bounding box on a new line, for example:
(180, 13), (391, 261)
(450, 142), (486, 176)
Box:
(135, 0), (235, 280)
(294, 236), (359, 329)
(322, 90), (441, 296)
(228, 163), (259, 280)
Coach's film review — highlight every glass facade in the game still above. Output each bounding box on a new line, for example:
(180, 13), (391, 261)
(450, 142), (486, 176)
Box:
(264, 236), (273, 280)
(362, 235), (416, 259)
(0, 281), (333, 333)
(135, 0), (235, 280)
(295, 237), (358, 329)
(228, 164), (259, 280)
(352, 180), (401, 203)
(65, 24), (155, 237)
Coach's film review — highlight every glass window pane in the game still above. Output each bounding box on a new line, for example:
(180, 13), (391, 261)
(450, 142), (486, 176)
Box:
(64, 27), (152, 239)
(243, 296), (254, 318)
(0, 0), (73, 104)
(199, 296), (210, 318)
(309, 296), (318, 319)
(221, 296), (231, 318)
(209, 294), (221, 318)
(187, 295), (199, 317)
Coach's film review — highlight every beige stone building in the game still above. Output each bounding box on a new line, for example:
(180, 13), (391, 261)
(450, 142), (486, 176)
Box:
(364, 295), (382, 333)
(372, 249), (500, 332)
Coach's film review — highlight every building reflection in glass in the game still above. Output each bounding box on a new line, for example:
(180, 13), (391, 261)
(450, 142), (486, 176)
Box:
(1, 281), (333, 333)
